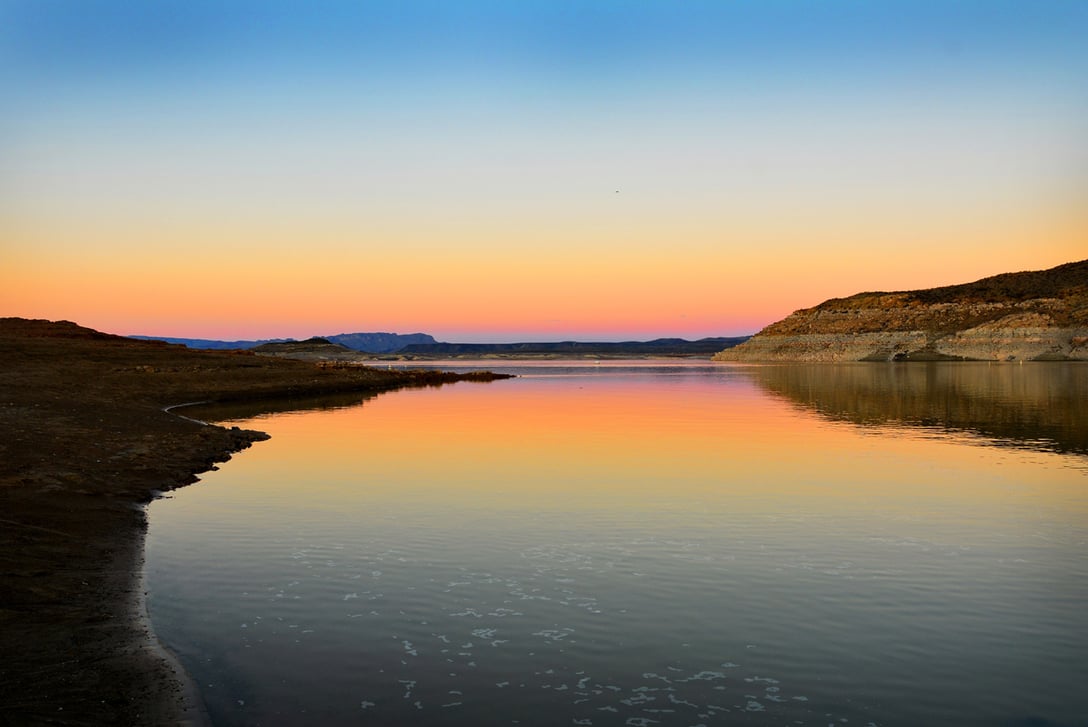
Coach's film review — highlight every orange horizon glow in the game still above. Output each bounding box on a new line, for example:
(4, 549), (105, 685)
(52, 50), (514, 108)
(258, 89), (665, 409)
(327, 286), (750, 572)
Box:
(5, 3), (1086, 342)
(4, 210), (1084, 341)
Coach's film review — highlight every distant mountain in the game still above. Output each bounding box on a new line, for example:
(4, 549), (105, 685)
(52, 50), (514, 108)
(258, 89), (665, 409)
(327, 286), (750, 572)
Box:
(325, 332), (436, 353)
(131, 332), (747, 358)
(130, 331), (437, 354)
(715, 259), (1088, 362)
(396, 337), (749, 358)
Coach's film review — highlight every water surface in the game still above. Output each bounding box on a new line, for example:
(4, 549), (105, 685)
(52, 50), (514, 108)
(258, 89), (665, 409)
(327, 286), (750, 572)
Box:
(148, 362), (1088, 726)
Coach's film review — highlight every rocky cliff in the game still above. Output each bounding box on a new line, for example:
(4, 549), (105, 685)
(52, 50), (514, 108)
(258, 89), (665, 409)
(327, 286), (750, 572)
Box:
(714, 260), (1088, 362)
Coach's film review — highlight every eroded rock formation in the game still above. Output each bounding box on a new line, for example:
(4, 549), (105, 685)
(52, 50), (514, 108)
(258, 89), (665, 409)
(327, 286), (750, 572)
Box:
(715, 260), (1088, 362)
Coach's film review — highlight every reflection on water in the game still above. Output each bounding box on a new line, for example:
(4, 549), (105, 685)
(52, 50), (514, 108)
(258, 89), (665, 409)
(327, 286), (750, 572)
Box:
(147, 362), (1088, 727)
(743, 362), (1088, 455)
(181, 391), (383, 422)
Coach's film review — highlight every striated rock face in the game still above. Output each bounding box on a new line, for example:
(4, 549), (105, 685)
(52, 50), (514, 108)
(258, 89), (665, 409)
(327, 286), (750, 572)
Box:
(715, 260), (1088, 362)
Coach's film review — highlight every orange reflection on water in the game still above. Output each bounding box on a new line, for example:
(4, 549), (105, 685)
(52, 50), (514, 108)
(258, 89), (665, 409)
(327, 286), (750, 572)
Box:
(209, 374), (1087, 527)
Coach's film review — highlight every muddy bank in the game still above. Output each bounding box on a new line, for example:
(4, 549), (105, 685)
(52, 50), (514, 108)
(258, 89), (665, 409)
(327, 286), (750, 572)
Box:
(0, 318), (510, 725)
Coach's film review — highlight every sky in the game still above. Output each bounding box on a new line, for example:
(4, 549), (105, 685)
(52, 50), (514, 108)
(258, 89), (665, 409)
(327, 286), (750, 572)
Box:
(2, 0), (1086, 342)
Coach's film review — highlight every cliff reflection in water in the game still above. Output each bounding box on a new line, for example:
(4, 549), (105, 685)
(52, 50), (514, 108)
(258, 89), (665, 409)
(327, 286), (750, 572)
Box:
(743, 362), (1088, 456)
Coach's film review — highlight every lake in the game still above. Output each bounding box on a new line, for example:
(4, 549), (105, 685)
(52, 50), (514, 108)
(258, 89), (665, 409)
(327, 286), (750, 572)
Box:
(146, 361), (1088, 726)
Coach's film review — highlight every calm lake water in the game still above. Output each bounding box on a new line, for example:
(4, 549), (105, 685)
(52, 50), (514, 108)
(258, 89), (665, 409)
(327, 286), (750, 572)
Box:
(146, 362), (1088, 726)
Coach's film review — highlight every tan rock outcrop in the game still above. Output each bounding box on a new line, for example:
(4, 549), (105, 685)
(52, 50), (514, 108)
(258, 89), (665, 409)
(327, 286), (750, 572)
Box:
(715, 260), (1088, 362)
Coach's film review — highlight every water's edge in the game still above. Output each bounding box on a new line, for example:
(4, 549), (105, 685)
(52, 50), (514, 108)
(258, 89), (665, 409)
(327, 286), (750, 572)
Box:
(137, 521), (213, 726)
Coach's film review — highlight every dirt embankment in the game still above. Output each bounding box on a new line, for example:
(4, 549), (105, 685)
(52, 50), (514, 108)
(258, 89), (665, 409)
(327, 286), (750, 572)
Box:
(0, 318), (509, 726)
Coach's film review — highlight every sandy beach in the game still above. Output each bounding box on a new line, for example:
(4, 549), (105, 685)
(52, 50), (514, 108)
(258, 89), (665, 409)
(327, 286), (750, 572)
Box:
(0, 318), (507, 725)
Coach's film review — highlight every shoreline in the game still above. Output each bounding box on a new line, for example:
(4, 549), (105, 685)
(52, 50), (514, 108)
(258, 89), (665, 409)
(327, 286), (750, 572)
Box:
(136, 505), (214, 727)
(0, 318), (510, 724)
(142, 400), (267, 727)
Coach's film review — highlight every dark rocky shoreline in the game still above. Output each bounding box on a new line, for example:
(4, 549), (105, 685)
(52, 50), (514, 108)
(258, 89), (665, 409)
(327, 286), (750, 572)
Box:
(0, 318), (510, 725)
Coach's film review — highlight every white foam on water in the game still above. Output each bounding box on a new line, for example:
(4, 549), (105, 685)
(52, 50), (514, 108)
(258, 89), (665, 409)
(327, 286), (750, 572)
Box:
(533, 627), (575, 641)
(679, 671), (726, 682)
(620, 692), (656, 707)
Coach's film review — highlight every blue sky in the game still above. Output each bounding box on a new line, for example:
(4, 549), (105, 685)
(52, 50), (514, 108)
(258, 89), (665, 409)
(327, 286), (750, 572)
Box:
(3, 1), (1086, 340)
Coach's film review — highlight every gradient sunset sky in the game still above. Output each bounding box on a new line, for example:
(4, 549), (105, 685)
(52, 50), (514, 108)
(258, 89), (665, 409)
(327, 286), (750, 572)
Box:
(3, 1), (1085, 341)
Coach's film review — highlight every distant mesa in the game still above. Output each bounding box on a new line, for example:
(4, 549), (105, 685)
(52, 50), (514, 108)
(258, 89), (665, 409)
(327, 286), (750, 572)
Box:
(396, 337), (748, 358)
(130, 332), (437, 354)
(130, 332), (749, 359)
(326, 332), (436, 353)
(715, 259), (1088, 362)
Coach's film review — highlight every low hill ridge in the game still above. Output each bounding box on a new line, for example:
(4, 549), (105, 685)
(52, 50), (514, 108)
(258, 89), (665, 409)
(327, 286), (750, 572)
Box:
(715, 260), (1088, 362)
(250, 338), (351, 355)
(397, 337), (747, 358)
(130, 331), (437, 353)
